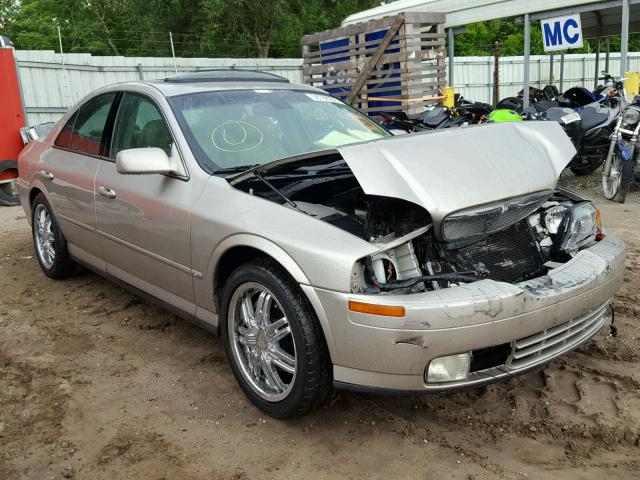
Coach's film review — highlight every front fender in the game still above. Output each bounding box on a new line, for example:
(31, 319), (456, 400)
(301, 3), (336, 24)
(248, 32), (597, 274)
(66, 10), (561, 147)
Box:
(208, 233), (311, 286)
(204, 233), (338, 360)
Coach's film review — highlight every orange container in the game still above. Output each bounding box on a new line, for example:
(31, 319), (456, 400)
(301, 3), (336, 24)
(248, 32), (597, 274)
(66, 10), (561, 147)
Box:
(0, 42), (25, 205)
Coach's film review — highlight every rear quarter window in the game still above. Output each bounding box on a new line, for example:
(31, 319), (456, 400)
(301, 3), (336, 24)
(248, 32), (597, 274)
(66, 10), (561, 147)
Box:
(54, 111), (77, 149)
(55, 93), (117, 156)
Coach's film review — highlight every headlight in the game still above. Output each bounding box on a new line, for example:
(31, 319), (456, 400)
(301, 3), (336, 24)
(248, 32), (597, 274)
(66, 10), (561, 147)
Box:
(558, 202), (598, 252)
(426, 353), (470, 383)
(622, 108), (640, 128)
(543, 205), (568, 234)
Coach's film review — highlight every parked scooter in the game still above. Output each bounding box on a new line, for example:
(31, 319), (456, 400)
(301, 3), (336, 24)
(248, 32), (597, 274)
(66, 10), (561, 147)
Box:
(602, 97), (640, 203)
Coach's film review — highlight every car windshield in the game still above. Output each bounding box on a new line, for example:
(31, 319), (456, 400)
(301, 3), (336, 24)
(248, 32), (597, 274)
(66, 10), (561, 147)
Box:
(168, 89), (390, 173)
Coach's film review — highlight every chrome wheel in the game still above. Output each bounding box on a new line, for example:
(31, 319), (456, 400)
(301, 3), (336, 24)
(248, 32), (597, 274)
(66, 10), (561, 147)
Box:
(34, 204), (55, 269)
(603, 151), (623, 199)
(228, 282), (297, 402)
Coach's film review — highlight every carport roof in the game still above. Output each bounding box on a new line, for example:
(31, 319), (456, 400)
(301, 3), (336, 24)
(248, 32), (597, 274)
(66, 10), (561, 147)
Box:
(342, 0), (640, 37)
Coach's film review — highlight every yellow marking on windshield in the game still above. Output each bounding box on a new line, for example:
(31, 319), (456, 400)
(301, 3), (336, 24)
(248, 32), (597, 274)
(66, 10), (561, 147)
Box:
(211, 120), (264, 152)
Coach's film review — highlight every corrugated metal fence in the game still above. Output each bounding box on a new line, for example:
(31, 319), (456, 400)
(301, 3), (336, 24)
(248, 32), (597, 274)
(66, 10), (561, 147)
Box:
(16, 50), (304, 124)
(15, 49), (640, 124)
(455, 52), (640, 104)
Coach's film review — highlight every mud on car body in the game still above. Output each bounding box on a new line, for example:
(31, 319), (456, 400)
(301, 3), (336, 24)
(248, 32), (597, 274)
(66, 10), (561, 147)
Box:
(17, 71), (625, 417)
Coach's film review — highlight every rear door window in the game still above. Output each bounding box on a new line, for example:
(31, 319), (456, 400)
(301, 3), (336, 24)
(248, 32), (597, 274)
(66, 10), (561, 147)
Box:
(68, 93), (117, 156)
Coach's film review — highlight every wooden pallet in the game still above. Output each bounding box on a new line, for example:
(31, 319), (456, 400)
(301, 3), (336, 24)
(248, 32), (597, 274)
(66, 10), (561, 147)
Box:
(301, 12), (447, 116)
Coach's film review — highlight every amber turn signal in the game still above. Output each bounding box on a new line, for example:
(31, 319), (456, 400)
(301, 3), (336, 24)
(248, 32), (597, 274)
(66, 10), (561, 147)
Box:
(595, 208), (606, 240)
(348, 300), (405, 317)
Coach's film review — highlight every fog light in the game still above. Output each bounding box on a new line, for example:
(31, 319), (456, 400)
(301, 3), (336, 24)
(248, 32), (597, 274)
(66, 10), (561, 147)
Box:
(426, 353), (470, 383)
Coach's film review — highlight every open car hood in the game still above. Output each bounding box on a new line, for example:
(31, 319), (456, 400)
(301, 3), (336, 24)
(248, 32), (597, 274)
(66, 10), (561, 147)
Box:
(337, 121), (575, 225)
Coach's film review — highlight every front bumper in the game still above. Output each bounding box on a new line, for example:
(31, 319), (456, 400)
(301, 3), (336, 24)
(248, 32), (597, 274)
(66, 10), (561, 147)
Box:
(307, 234), (626, 392)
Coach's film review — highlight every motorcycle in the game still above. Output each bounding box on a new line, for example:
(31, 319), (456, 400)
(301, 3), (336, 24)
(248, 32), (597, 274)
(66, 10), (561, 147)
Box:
(602, 97), (640, 203)
(497, 72), (623, 113)
(380, 95), (493, 132)
(525, 76), (627, 176)
(540, 101), (621, 175)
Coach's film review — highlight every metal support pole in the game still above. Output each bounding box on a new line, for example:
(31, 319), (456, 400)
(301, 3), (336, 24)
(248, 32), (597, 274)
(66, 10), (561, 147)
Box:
(594, 37), (601, 89)
(169, 31), (178, 74)
(137, 63), (144, 80)
(621, 0), (629, 77)
(523, 13), (530, 109)
(560, 52), (565, 92)
(605, 38), (610, 73)
(549, 53), (554, 85)
(493, 41), (500, 105)
(448, 28), (454, 86)
(57, 25), (71, 108)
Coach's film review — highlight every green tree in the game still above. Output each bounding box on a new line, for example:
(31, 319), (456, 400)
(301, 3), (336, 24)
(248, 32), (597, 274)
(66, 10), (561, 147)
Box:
(455, 18), (640, 57)
(2, 2), (638, 59)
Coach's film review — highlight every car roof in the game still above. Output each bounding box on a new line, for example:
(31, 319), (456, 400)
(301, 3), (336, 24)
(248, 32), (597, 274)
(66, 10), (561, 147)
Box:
(139, 69), (322, 98)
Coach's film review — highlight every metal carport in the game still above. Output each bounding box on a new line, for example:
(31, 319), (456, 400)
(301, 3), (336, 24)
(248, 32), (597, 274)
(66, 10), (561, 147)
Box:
(342, 0), (640, 107)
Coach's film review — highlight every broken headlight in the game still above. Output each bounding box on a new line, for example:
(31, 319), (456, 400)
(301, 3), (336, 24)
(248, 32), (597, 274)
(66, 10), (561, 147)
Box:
(557, 202), (599, 252)
(543, 205), (568, 234)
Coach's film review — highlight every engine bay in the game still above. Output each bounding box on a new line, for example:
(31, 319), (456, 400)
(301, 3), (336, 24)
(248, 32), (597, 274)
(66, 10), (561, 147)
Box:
(232, 156), (603, 294)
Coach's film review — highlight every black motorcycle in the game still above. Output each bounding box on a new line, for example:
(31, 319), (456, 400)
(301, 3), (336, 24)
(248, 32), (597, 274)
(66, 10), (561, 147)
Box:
(538, 101), (620, 176)
(498, 73), (623, 113)
(526, 77), (626, 176)
(380, 95), (493, 132)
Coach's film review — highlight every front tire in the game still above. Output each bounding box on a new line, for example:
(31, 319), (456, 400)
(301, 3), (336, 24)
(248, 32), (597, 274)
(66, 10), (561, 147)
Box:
(220, 259), (331, 418)
(31, 193), (76, 278)
(569, 155), (603, 176)
(602, 151), (633, 203)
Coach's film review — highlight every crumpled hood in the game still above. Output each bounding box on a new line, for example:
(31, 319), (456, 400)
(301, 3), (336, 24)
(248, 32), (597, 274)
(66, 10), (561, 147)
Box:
(338, 121), (576, 225)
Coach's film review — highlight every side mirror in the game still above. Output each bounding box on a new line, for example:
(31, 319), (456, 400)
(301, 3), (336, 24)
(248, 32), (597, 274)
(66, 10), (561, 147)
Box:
(116, 147), (173, 175)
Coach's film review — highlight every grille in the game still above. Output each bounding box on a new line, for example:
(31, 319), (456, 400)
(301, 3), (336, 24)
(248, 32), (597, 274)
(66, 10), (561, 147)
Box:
(441, 192), (550, 242)
(509, 303), (611, 369)
(447, 219), (545, 283)
(460, 304), (611, 386)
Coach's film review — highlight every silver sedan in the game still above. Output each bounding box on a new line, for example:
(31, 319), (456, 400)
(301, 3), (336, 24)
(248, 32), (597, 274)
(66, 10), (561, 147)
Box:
(17, 70), (625, 418)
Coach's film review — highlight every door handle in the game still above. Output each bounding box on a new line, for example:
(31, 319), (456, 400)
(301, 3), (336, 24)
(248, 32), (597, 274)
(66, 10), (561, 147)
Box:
(40, 170), (54, 180)
(98, 186), (117, 199)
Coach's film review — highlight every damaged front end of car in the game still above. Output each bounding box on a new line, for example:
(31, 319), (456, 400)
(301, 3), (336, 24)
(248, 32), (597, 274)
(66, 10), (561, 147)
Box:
(229, 122), (601, 296)
(351, 188), (605, 295)
(222, 121), (626, 392)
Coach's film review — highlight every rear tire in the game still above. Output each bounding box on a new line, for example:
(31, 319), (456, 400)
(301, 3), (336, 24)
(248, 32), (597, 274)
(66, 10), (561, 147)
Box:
(31, 193), (76, 278)
(0, 179), (20, 206)
(602, 151), (634, 203)
(220, 258), (331, 418)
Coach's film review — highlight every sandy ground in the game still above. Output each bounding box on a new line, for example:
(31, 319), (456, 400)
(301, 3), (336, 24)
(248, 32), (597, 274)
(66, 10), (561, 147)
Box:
(1, 174), (639, 480)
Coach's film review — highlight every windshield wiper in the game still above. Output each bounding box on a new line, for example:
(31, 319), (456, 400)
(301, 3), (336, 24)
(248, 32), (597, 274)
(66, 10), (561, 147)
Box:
(213, 164), (261, 175)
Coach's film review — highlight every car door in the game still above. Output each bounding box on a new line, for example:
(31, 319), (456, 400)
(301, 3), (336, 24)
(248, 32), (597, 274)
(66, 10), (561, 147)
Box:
(95, 92), (195, 313)
(36, 92), (118, 269)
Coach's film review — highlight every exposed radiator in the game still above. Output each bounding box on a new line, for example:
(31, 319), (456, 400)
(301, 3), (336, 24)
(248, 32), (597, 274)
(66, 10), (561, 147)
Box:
(447, 219), (546, 283)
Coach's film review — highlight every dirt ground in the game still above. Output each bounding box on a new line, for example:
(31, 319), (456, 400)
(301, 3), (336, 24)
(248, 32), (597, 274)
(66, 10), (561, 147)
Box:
(1, 174), (639, 480)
